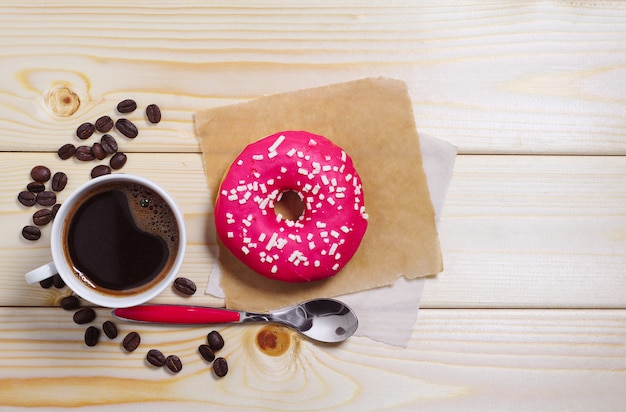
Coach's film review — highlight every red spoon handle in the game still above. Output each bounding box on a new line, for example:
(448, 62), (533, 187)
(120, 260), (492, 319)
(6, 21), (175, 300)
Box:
(113, 305), (242, 324)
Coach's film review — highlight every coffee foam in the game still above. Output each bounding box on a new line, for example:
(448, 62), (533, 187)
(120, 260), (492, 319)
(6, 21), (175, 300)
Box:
(123, 183), (180, 249)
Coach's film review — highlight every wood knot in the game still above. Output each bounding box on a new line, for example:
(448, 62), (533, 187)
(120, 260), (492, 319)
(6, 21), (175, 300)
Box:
(45, 85), (80, 117)
(255, 324), (292, 356)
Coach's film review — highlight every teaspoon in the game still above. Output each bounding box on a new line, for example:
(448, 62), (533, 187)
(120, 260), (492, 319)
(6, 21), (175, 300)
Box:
(112, 298), (358, 343)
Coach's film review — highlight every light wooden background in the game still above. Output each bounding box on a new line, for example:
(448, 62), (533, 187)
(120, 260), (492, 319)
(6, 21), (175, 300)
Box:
(0, 1), (625, 410)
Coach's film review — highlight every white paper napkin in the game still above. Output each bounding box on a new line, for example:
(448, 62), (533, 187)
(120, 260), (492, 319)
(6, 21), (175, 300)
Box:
(206, 133), (457, 347)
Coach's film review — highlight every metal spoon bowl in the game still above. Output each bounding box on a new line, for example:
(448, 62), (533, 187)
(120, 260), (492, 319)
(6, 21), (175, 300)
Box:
(113, 298), (358, 343)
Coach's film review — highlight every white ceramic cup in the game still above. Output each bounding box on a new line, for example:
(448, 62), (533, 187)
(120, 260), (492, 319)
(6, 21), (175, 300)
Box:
(25, 174), (186, 308)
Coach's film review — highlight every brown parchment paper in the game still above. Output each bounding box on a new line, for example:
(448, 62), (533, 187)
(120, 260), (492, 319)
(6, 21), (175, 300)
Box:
(195, 77), (442, 311)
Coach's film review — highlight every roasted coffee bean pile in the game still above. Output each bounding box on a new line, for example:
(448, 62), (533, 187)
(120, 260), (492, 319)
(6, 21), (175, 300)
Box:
(146, 349), (183, 374)
(21, 101), (233, 379)
(58, 276), (229, 378)
(145, 329), (229, 377)
(203, 330), (229, 377)
(18, 166), (67, 241)
(38, 273), (65, 289)
(57, 99), (161, 177)
(60, 297), (120, 348)
(62, 296), (136, 354)
(16, 100), (162, 243)
(143, 277), (228, 377)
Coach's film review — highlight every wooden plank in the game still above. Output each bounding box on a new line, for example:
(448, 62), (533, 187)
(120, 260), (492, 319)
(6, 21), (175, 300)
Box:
(0, 307), (622, 410)
(0, 1), (625, 155)
(422, 154), (626, 308)
(407, 309), (626, 411)
(1, 152), (624, 308)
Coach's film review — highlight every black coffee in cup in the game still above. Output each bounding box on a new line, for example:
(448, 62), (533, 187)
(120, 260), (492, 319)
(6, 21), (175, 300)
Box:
(63, 181), (180, 296)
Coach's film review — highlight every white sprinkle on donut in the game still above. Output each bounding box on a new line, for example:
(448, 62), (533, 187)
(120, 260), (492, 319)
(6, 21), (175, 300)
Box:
(215, 131), (368, 282)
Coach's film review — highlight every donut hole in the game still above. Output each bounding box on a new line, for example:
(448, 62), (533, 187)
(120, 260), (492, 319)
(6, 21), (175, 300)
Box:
(274, 190), (305, 222)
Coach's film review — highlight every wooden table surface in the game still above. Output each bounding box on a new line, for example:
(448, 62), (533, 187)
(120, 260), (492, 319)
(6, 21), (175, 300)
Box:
(1, 1), (625, 410)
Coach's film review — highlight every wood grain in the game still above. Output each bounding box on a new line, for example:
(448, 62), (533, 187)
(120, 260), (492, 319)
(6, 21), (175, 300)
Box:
(1, 1), (625, 409)
(422, 154), (626, 308)
(2, 152), (623, 309)
(0, 307), (622, 410)
(0, 1), (625, 154)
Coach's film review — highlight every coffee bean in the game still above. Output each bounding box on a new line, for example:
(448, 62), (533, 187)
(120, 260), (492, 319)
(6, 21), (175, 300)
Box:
(18, 191), (36, 207)
(100, 134), (118, 154)
(165, 355), (183, 374)
(73, 308), (96, 324)
(95, 115), (114, 133)
(117, 99), (137, 114)
(60, 295), (80, 310)
(31, 166), (51, 182)
(146, 349), (166, 367)
(58, 143), (76, 160)
(84, 326), (100, 347)
(75, 145), (95, 161)
(122, 331), (141, 352)
(207, 331), (224, 351)
(33, 209), (52, 226)
(51, 172), (68, 192)
(51, 203), (62, 219)
(39, 277), (53, 288)
(76, 122), (95, 140)
(173, 277), (196, 296)
(115, 118), (138, 138)
(92, 142), (106, 160)
(36, 191), (56, 206)
(22, 225), (41, 240)
(213, 357), (228, 377)
(27, 181), (45, 193)
(102, 321), (118, 339)
(52, 274), (65, 288)
(198, 344), (216, 362)
(109, 152), (127, 170)
(90, 165), (111, 178)
(146, 104), (161, 124)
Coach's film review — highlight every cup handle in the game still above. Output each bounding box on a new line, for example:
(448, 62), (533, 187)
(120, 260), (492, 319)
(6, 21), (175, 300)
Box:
(25, 262), (58, 285)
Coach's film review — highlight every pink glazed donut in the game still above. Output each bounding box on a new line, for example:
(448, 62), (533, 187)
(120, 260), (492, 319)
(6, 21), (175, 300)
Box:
(214, 131), (369, 282)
